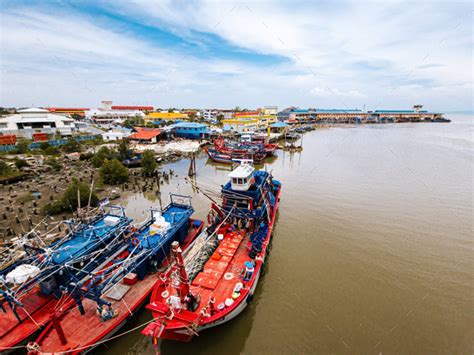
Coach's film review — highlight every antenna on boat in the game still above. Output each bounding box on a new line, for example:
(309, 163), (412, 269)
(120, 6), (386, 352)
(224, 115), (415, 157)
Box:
(77, 187), (82, 218)
(87, 179), (95, 215)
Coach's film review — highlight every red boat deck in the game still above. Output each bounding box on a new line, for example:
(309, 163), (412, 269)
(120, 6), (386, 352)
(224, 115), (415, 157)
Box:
(191, 230), (247, 305)
(147, 228), (259, 336)
(32, 220), (203, 354)
(0, 289), (69, 350)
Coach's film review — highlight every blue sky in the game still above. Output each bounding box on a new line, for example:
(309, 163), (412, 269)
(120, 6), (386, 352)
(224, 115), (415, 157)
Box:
(0, 0), (472, 111)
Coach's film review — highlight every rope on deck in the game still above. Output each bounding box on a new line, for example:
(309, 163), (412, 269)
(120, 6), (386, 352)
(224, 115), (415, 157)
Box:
(2, 317), (157, 353)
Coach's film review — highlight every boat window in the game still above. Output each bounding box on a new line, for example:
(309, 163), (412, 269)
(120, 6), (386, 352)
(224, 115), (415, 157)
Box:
(238, 178), (243, 184)
(243, 178), (247, 184)
(232, 178), (238, 184)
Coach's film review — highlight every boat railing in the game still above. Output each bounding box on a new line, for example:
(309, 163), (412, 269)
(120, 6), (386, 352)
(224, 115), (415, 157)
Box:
(169, 193), (193, 208)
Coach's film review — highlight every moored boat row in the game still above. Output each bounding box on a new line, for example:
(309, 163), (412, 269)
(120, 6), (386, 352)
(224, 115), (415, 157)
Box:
(0, 161), (282, 354)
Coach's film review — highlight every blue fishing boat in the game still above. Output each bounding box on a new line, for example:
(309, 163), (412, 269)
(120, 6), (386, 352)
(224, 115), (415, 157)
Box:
(0, 206), (132, 351)
(32, 194), (204, 354)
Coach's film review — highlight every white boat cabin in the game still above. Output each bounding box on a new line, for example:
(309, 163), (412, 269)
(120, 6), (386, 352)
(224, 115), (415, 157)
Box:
(229, 161), (254, 191)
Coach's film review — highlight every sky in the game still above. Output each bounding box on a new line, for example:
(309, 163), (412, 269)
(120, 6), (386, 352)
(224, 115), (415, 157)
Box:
(0, 0), (472, 111)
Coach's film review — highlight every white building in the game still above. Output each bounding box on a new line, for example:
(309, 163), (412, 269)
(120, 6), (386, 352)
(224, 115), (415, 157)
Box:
(86, 101), (145, 126)
(263, 106), (278, 115)
(0, 108), (75, 138)
(102, 131), (128, 141)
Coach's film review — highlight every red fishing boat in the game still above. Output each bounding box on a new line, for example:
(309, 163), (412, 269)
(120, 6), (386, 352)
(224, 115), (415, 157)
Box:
(213, 137), (277, 157)
(205, 147), (266, 164)
(28, 197), (203, 354)
(142, 161), (282, 345)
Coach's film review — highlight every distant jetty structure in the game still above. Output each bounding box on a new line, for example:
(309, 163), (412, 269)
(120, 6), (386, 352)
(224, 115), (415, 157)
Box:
(278, 105), (449, 124)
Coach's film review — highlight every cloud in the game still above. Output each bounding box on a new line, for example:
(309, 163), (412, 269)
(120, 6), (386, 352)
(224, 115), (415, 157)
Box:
(310, 87), (367, 98)
(0, 0), (472, 111)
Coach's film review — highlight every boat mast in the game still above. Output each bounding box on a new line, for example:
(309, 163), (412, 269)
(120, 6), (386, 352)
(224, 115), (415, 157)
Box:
(170, 241), (189, 302)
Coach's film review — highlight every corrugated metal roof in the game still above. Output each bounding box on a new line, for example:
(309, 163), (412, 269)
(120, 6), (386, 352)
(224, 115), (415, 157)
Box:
(128, 129), (161, 140)
(172, 122), (207, 128)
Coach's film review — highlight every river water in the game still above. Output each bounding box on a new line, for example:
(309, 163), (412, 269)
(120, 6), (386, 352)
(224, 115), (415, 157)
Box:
(104, 116), (473, 354)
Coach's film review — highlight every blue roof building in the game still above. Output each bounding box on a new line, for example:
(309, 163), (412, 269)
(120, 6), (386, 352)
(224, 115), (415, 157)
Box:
(171, 122), (209, 139)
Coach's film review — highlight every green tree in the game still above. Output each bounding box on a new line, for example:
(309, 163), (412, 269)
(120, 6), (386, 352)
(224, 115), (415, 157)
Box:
(44, 146), (60, 155)
(63, 138), (82, 153)
(216, 114), (224, 127)
(0, 160), (12, 176)
(40, 141), (50, 151)
(100, 159), (128, 185)
(14, 159), (29, 169)
(123, 116), (144, 128)
(16, 140), (30, 154)
(117, 140), (131, 161)
(141, 150), (157, 176)
(91, 146), (113, 168)
(45, 157), (62, 171)
(43, 178), (98, 215)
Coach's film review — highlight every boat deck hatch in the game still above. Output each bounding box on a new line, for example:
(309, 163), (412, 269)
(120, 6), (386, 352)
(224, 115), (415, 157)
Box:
(105, 284), (131, 300)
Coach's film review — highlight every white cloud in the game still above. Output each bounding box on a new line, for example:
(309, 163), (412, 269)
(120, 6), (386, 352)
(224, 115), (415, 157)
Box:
(0, 1), (472, 111)
(310, 87), (367, 99)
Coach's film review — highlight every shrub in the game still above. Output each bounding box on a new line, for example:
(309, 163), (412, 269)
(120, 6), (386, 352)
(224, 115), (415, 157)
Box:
(43, 178), (98, 215)
(141, 150), (157, 176)
(117, 140), (132, 161)
(100, 159), (128, 185)
(40, 142), (50, 151)
(63, 138), (82, 153)
(44, 146), (60, 155)
(16, 141), (30, 154)
(91, 146), (114, 168)
(0, 160), (12, 176)
(45, 157), (62, 171)
(79, 152), (94, 161)
(14, 159), (29, 169)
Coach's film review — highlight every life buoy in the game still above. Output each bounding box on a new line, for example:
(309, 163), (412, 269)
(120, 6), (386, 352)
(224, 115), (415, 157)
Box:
(131, 237), (140, 246)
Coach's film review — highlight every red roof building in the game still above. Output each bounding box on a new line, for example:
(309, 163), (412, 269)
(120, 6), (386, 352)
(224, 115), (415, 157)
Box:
(128, 128), (161, 143)
(234, 110), (260, 117)
(111, 106), (154, 111)
(45, 107), (90, 117)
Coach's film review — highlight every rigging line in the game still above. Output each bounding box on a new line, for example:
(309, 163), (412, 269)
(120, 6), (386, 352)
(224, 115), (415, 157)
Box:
(57, 318), (157, 354)
(22, 304), (42, 329)
(121, 297), (133, 315)
(182, 206), (235, 270)
(54, 224), (130, 309)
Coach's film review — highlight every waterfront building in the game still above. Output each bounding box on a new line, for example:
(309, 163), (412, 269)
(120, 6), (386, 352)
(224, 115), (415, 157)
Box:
(171, 122), (208, 139)
(270, 121), (289, 133)
(263, 106), (278, 115)
(222, 117), (259, 133)
(127, 128), (162, 143)
(45, 107), (90, 117)
(0, 108), (75, 138)
(278, 105), (445, 123)
(87, 101), (145, 126)
(144, 112), (189, 122)
(110, 105), (153, 112)
(101, 129), (131, 141)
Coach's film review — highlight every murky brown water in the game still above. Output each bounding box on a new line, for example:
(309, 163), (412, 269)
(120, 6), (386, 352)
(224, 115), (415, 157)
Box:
(101, 116), (473, 354)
